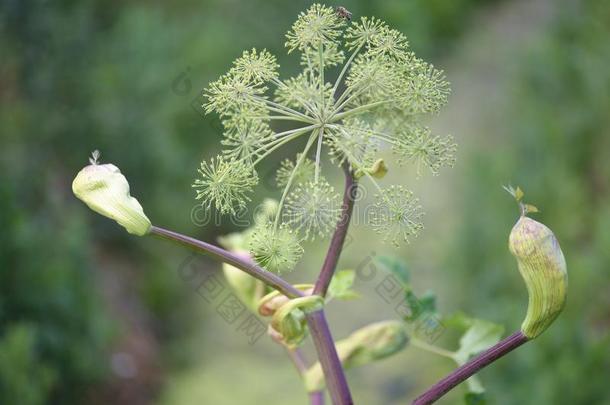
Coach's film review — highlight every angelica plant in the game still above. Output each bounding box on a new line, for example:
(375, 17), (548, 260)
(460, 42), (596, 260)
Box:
(73, 5), (567, 405)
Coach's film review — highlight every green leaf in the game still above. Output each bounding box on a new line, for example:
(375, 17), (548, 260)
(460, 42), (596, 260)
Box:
(403, 291), (420, 321)
(453, 319), (505, 365)
(465, 375), (485, 394)
(402, 290), (438, 324)
(464, 391), (487, 405)
(327, 270), (359, 300)
(417, 291), (437, 314)
(441, 311), (473, 331)
(374, 255), (410, 285)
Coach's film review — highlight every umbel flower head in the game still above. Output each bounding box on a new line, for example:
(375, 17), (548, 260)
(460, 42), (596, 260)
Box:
(193, 156), (258, 215)
(285, 179), (341, 241)
(73, 151), (151, 236)
(195, 4), (456, 272)
(371, 185), (424, 246)
(248, 222), (304, 274)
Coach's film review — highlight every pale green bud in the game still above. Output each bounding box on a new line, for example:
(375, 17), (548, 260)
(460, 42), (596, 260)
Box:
(72, 154), (151, 236)
(338, 320), (409, 368)
(254, 198), (280, 225)
(258, 288), (321, 348)
(257, 284), (314, 317)
(221, 249), (265, 312)
(270, 295), (324, 348)
(355, 158), (388, 180)
(304, 320), (408, 391)
(509, 216), (567, 339)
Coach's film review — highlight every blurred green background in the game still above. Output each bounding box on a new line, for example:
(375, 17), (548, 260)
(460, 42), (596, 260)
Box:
(1, 0), (609, 404)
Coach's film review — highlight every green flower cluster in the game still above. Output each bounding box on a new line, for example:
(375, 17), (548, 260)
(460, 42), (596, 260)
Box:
(194, 4), (456, 272)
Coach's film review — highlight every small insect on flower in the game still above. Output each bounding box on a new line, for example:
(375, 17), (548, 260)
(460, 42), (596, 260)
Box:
(336, 6), (352, 21)
(249, 223), (304, 274)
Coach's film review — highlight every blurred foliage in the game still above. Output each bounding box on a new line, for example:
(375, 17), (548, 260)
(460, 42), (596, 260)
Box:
(358, 0), (497, 57)
(448, 0), (610, 403)
(0, 171), (112, 403)
(0, 323), (55, 405)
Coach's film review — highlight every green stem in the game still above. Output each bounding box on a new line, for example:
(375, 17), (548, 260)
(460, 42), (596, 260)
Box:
(319, 42), (325, 112)
(271, 78), (319, 118)
(252, 126), (316, 166)
(331, 100), (390, 123)
(254, 95), (315, 122)
(411, 338), (455, 359)
(331, 85), (354, 113)
(314, 127), (324, 183)
(328, 124), (398, 145)
(255, 125), (316, 147)
(255, 115), (316, 123)
(330, 80), (375, 117)
(332, 43), (363, 96)
(266, 109), (315, 124)
(273, 132), (319, 230)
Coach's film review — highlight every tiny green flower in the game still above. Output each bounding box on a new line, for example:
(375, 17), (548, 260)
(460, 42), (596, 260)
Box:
(275, 154), (316, 188)
(249, 222), (304, 274)
(230, 48), (279, 83)
(285, 4), (345, 53)
(393, 126), (457, 176)
(285, 179), (341, 240)
(193, 156), (258, 215)
(344, 16), (386, 50)
(371, 185), (424, 246)
(72, 151), (151, 236)
(221, 118), (273, 164)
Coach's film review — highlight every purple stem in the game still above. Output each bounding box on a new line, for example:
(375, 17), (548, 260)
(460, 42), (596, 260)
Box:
(309, 391), (325, 405)
(150, 226), (303, 298)
(412, 331), (529, 405)
(304, 164), (357, 404)
(313, 164), (357, 296)
(306, 311), (353, 405)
